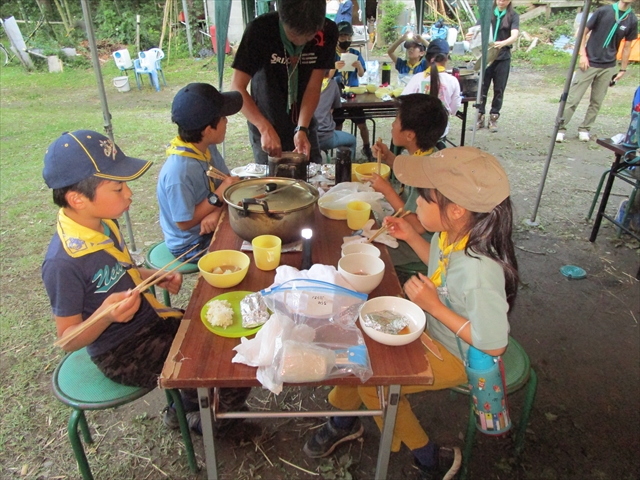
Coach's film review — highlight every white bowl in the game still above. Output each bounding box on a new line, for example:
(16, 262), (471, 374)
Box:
(338, 253), (385, 294)
(359, 296), (426, 346)
(341, 243), (381, 258)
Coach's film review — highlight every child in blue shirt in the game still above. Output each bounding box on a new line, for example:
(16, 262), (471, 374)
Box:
(387, 32), (429, 81)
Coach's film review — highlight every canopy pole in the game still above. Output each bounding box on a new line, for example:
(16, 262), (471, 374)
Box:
(80, 0), (138, 253)
(527, 0), (592, 226)
(181, 0), (194, 57)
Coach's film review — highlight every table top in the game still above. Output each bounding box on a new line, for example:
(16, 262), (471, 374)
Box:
(160, 207), (434, 390)
(596, 138), (638, 157)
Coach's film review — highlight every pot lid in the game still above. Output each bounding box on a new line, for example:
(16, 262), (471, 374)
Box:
(223, 177), (318, 213)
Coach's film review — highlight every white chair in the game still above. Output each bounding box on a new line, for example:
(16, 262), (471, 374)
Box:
(133, 57), (160, 92)
(351, 25), (369, 62)
(112, 49), (133, 76)
(139, 48), (166, 88)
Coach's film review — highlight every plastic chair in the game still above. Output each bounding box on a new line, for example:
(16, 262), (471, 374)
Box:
(112, 49), (133, 76)
(145, 241), (199, 307)
(138, 48), (166, 89)
(52, 348), (197, 480)
(451, 337), (538, 480)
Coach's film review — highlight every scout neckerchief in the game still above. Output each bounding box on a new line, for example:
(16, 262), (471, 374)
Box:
(279, 22), (305, 120)
(56, 209), (179, 318)
(604, 3), (632, 48)
(423, 65), (447, 78)
(166, 136), (215, 192)
(493, 7), (507, 42)
(321, 77), (331, 92)
(413, 147), (434, 156)
(406, 59), (423, 75)
(430, 231), (469, 300)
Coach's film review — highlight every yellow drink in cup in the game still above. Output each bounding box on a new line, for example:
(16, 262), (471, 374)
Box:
(346, 201), (371, 230)
(251, 235), (282, 271)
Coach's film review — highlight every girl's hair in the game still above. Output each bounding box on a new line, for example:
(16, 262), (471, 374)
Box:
(493, 0), (515, 29)
(426, 53), (448, 100)
(419, 188), (519, 309)
(395, 94), (448, 151)
(52, 176), (105, 208)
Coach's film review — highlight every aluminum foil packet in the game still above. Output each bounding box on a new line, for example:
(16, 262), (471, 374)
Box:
(362, 310), (409, 334)
(240, 292), (270, 328)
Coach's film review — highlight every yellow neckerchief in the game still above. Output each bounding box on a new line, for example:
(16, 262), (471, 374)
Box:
(407, 58), (423, 75)
(430, 231), (469, 288)
(423, 64), (447, 78)
(56, 209), (179, 318)
(166, 136), (215, 192)
(413, 147), (434, 156)
(321, 77), (331, 92)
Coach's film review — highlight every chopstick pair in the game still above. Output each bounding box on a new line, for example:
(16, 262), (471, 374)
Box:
(206, 166), (229, 181)
(53, 245), (205, 349)
(366, 208), (411, 244)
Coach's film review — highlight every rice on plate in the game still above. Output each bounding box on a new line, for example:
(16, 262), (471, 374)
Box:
(205, 299), (234, 329)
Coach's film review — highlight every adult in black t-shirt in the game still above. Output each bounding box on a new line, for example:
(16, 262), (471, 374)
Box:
(557, 0), (637, 142)
(467, 0), (520, 133)
(231, 0), (338, 164)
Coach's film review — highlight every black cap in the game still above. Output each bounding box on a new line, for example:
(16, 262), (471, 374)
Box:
(403, 40), (425, 51)
(171, 83), (243, 131)
(337, 21), (354, 35)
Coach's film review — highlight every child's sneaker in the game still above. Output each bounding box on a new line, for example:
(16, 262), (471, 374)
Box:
(579, 130), (590, 142)
(162, 405), (203, 435)
(415, 446), (462, 480)
(303, 418), (364, 458)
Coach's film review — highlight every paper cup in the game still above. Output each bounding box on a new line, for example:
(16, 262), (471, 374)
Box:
(346, 201), (371, 231)
(251, 235), (282, 271)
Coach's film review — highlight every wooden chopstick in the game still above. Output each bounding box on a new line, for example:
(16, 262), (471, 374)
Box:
(206, 166), (229, 181)
(53, 247), (204, 348)
(366, 209), (410, 244)
(376, 137), (382, 175)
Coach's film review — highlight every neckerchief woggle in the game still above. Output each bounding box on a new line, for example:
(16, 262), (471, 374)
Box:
(279, 22), (305, 119)
(166, 136), (215, 192)
(604, 3), (631, 48)
(493, 7), (507, 42)
(430, 231), (469, 289)
(56, 209), (180, 318)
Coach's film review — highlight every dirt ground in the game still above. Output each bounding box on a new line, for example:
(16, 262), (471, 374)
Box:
(48, 65), (640, 479)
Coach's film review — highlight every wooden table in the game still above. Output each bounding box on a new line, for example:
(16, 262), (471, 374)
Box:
(589, 138), (639, 243)
(160, 207), (434, 480)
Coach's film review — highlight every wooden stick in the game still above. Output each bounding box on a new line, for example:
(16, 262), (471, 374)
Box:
(206, 166), (229, 181)
(53, 248), (204, 348)
(376, 136), (382, 175)
(366, 209), (409, 244)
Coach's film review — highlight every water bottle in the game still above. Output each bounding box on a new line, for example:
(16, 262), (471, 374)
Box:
(334, 146), (352, 184)
(381, 62), (391, 86)
(466, 346), (511, 435)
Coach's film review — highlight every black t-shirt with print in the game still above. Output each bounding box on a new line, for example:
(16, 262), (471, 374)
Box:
(586, 4), (637, 68)
(232, 13), (338, 151)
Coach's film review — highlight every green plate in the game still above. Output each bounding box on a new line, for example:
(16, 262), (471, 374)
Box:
(200, 291), (264, 338)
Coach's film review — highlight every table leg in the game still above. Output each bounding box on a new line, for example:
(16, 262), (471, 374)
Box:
(590, 154), (622, 242)
(375, 384), (401, 480)
(197, 387), (219, 480)
(460, 102), (469, 146)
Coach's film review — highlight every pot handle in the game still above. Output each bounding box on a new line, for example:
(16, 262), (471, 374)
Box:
(241, 198), (272, 217)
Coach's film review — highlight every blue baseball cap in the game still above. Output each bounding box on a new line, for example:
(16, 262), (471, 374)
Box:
(426, 38), (450, 58)
(43, 130), (152, 189)
(172, 83), (243, 131)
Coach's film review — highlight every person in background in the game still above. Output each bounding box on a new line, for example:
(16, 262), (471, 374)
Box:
(387, 32), (429, 82)
(334, 0), (353, 25)
(402, 38), (461, 147)
(556, 0), (637, 143)
(157, 83), (242, 263)
(466, 0), (519, 133)
(231, 0), (338, 164)
(332, 21), (372, 161)
(304, 146), (519, 480)
(315, 70), (357, 158)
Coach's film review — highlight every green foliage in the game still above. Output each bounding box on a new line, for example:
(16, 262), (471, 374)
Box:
(379, 0), (405, 44)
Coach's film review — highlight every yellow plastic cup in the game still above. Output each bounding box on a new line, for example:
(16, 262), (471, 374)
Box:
(346, 201), (371, 231)
(251, 235), (282, 271)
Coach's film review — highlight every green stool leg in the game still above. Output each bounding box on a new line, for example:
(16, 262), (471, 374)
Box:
(587, 169), (611, 220)
(166, 389), (198, 473)
(514, 369), (538, 456)
(68, 409), (94, 480)
(460, 401), (477, 480)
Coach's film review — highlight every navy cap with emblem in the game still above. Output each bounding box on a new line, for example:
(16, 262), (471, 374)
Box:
(43, 130), (152, 189)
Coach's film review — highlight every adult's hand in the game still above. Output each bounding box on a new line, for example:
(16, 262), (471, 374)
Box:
(579, 53), (590, 71)
(293, 131), (311, 158)
(260, 124), (283, 157)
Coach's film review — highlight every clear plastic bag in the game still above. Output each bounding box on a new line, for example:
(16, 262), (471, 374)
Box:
(255, 279), (373, 392)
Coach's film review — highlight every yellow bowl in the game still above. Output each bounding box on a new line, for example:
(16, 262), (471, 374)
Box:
(366, 84), (377, 93)
(350, 86), (367, 95)
(354, 162), (391, 182)
(198, 250), (250, 288)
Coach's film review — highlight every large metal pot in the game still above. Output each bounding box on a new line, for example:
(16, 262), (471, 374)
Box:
(458, 69), (479, 97)
(223, 177), (319, 244)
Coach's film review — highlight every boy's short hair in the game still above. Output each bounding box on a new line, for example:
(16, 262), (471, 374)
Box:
(278, 0), (326, 35)
(396, 94), (448, 151)
(52, 176), (104, 208)
(43, 130), (152, 190)
(172, 83), (242, 134)
(337, 21), (353, 35)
